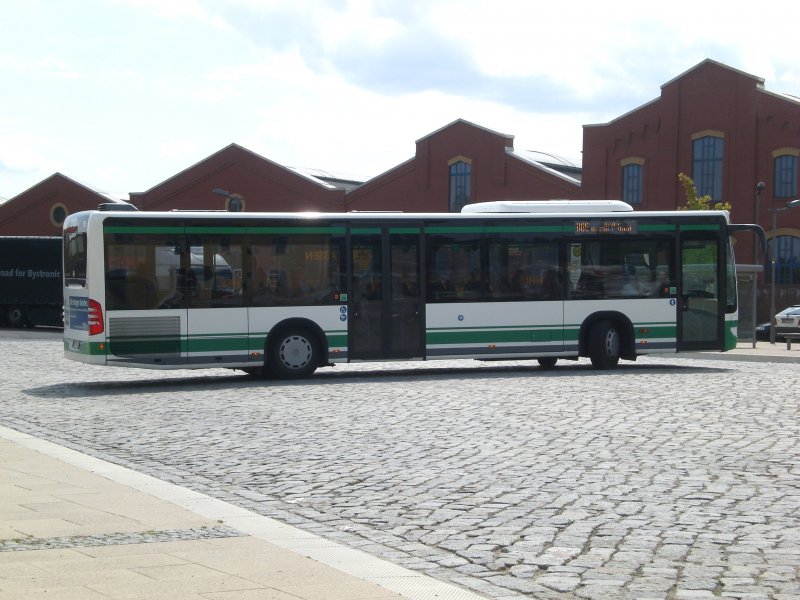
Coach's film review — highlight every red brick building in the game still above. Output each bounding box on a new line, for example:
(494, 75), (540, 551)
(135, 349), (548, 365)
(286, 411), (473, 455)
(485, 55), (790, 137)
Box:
(582, 59), (800, 299)
(127, 144), (356, 212)
(1, 121), (580, 228)
(125, 122), (580, 214)
(345, 119), (581, 212)
(0, 173), (115, 236)
(3, 59), (798, 317)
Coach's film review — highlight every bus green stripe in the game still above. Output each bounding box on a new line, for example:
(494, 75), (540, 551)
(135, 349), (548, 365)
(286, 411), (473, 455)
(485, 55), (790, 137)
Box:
(425, 225), (566, 234)
(102, 331), (346, 356)
(104, 225), (347, 235)
(639, 224), (676, 231)
(427, 324), (677, 346)
(725, 320), (738, 350)
(245, 226), (346, 235)
(84, 325), (680, 358)
(427, 328), (561, 345)
(326, 333), (347, 346)
(182, 227), (247, 234)
(106, 223), (690, 236)
(426, 224), (680, 235)
(104, 226), (183, 234)
(680, 224), (720, 231)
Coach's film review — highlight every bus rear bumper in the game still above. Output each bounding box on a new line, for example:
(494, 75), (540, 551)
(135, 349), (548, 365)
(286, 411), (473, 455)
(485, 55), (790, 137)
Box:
(63, 337), (107, 365)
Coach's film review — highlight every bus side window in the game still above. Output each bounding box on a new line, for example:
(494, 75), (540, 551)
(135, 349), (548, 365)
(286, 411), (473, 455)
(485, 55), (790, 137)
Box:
(541, 269), (563, 300)
(576, 270), (604, 299)
(106, 272), (157, 310)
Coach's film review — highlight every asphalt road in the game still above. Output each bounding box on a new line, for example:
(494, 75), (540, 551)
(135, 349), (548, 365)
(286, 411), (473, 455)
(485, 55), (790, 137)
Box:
(1, 328), (798, 599)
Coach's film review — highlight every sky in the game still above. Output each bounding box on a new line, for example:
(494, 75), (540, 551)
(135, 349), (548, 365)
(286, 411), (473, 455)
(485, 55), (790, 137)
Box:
(2, 0), (800, 201)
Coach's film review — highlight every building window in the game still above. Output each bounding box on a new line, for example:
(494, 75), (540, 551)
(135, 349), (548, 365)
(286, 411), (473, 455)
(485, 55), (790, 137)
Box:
(770, 234), (800, 285)
(449, 158), (471, 212)
(692, 134), (724, 201)
(621, 160), (644, 205)
(774, 153), (798, 198)
(226, 194), (245, 212)
(51, 203), (68, 226)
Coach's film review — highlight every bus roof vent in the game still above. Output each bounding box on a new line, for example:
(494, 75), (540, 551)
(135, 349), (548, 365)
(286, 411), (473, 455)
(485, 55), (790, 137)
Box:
(98, 202), (138, 211)
(461, 200), (633, 214)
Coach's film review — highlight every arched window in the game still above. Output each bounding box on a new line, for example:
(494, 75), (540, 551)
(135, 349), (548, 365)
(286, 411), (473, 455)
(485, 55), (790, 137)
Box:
(773, 150), (798, 198)
(448, 157), (472, 212)
(692, 132), (724, 201)
(621, 158), (644, 205)
(51, 203), (68, 226)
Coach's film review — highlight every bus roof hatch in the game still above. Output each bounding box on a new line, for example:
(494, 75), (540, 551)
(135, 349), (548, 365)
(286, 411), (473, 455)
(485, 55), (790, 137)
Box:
(461, 200), (633, 214)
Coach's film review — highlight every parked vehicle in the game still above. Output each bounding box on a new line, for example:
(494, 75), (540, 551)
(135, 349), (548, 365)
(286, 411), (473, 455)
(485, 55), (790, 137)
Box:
(755, 322), (784, 342)
(0, 237), (63, 327)
(775, 305), (800, 339)
(63, 202), (765, 376)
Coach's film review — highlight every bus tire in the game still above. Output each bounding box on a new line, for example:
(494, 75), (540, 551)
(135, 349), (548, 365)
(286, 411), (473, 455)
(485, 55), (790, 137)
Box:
(537, 357), (558, 369)
(267, 327), (319, 379)
(588, 320), (621, 369)
(6, 306), (27, 328)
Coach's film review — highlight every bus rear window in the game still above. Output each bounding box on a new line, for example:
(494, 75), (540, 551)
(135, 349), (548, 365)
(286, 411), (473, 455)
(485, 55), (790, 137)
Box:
(64, 232), (87, 285)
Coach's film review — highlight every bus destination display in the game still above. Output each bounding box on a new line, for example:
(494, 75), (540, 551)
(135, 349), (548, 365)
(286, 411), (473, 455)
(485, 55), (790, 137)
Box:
(575, 220), (637, 234)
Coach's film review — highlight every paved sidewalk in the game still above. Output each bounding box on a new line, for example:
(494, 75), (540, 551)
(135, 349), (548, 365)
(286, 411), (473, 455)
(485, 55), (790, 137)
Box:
(0, 426), (487, 600)
(681, 340), (800, 363)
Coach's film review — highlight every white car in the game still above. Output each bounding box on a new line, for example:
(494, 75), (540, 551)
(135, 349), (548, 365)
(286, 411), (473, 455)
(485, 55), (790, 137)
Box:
(775, 305), (800, 339)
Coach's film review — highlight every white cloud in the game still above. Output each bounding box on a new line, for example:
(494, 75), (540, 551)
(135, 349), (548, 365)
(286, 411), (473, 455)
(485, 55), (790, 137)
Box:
(0, 54), (80, 79)
(1, 0), (799, 200)
(112, 0), (233, 30)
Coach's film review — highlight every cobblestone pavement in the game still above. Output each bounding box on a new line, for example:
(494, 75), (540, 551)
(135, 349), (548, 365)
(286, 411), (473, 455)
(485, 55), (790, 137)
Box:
(1, 335), (798, 600)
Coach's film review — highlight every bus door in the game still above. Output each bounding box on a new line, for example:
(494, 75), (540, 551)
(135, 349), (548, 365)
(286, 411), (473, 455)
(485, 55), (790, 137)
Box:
(678, 234), (722, 350)
(348, 227), (424, 360)
(185, 236), (248, 367)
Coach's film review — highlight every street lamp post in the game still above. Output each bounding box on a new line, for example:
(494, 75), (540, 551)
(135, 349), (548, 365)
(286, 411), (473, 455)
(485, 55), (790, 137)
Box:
(768, 198), (800, 343)
(754, 182), (765, 263)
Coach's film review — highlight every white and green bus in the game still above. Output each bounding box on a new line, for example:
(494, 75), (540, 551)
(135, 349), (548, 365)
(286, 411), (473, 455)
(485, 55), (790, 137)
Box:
(62, 200), (764, 377)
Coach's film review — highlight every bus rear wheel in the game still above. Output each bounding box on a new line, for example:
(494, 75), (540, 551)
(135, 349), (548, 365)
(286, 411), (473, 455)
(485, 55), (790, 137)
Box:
(267, 328), (319, 379)
(588, 320), (621, 370)
(537, 357), (558, 369)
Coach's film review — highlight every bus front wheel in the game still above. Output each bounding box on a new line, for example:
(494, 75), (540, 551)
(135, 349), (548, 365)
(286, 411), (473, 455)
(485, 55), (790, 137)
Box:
(588, 320), (621, 370)
(537, 357), (558, 369)
(267, 328), (319, 379)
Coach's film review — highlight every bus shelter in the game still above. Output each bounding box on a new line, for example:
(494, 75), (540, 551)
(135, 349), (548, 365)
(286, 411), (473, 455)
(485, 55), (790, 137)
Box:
(736, 264), (763, 347)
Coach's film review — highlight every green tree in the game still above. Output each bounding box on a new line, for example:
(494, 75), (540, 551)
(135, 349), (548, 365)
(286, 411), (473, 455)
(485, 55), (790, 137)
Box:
(678, 173), (731, 211)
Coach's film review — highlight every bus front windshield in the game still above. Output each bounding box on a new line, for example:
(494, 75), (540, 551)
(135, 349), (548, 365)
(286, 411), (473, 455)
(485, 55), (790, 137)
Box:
(64, 231), (87, 286)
